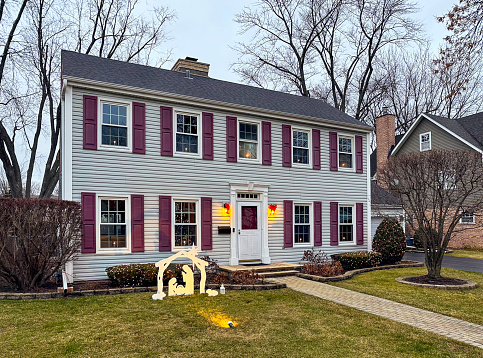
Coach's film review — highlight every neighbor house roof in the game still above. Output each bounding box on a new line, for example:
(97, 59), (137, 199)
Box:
(392, 112), (483, 155)
(61, 50), (371, 131)
(371, 181), (402, 206)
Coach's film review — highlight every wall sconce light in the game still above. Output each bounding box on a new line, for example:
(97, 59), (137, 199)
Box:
(269, 204), (277, 215)
(224, 203), (230, 214)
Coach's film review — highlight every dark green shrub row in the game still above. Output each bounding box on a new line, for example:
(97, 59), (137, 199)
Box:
(331, 251), (382, 271)
(105, 263), (181, 287)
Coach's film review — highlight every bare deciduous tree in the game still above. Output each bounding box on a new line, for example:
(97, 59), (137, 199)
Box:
(380, 150), (483, 278)
(0, 0), (175, 198)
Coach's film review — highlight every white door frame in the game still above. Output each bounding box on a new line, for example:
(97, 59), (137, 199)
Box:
(237, 201), (262, 261)
(229, 182), (270, 265)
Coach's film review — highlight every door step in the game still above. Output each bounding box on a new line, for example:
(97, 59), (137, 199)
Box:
(219, 262), (301, 278)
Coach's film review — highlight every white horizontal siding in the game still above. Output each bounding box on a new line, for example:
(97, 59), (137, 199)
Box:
(70, 88), (369, 280)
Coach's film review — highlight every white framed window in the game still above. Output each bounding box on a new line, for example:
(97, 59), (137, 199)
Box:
(99, 100), (131, 150)
(173, 199), (201, 249)
(339, 205), (354, 243)
(238, 120), (260, 162)
(98, 196), (130, 252)
(338, 135), (354, 170)
(420, 132), (431, 151)
(294, 204), (312, 245)
(292, 129), (310, 166)
(460, 211), (475, 224)
(175, 111), (201, 156)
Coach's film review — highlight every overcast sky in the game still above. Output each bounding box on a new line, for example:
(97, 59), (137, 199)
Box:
(161, 0), (456, 82)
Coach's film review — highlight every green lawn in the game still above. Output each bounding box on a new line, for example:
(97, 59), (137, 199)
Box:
(0, 290), (481, 357)
(446, 249), (483, 260)
(330, 267), (483, 325)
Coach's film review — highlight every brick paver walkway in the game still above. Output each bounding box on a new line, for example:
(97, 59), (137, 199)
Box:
(273, 276), (483, 349)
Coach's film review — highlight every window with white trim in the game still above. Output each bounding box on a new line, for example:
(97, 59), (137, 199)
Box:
(101, 103), (128, 147)
(339, 205), (354, 243)
(293, 129), (310, 165)
(176, 113), (199, 154)
(174, 200), (198, 248)
(239, 121), (259, 160)
(100, 198), (127, 249)
(420, 132), (431, 151)
(338, 136), (353, 169)
(294, 204), (311, 244)
(460, 211), (475, 224)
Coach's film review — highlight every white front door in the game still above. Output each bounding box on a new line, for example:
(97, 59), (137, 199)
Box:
(238, 202), (262, 261)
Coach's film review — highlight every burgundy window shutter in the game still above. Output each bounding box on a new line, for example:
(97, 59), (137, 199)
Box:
(81, 192), (96, 253)
(282, 124), (292, 167)
(355, 135), (363, 173)
(283, 200), (293, 248)
(226, 116), (237, 162)
(201, 197), (213, 250)
(262, 121), (272, 165)
(83, 95), (97, 150)
(132, 102), (146, 154)
(312, 129), (321, 170)
(202, 112), (214, 160)
(329, 132), (338, 171)
(160, 106), (173, 156)
(131, 195), (145, 252)
(356, 203), (364, 245)
(159, 195), (172, 251)
(314, 201), (322, 246)
(330, 202), (339, 246)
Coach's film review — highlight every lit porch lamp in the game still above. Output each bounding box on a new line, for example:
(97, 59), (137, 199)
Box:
(269, 204), (277, 215)
(224, 203), (230, 215)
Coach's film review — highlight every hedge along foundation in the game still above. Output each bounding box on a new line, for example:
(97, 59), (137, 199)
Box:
(152, 247), (218, 300)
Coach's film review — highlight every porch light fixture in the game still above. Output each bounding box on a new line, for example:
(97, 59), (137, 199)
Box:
(269, 204), (277, 215)
(224, 203), (230, 214)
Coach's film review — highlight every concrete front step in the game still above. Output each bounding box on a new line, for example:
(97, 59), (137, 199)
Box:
(260, 270), (300, 278)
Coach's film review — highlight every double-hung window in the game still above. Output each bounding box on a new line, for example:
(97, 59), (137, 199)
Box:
(100, 198), (127, 249)
(338, 136), (353, 169)
(293, 130), (309, 165)
(239, 121), (259, 160)
(460, 211), (475, 224)
(174, 200), (198, 248)
(101, 103), (128, 147)
(420, 132), (431, 151)
(339, 205), (354, 243)
(176, 113), (199, 154)
(294, 204), (311, 244)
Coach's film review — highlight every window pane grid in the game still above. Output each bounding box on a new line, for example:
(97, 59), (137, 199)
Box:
(293, 130), (309, 164)
(101, 103), (128, 147)
(294, 205), (310, 243)
(239, 122), (258, 159)
(174, 201), (197, 247)
(100, 199), (127, 248)
(176, 114), (199, 154)
(339, 137), (352, 168)
(339, 206), (353, 242)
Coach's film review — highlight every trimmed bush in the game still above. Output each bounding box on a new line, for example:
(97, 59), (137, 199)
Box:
(0, 198), (81, 290)
(372, 218), (406, 264)
(106, 263), (181, 287)
(301, 249), (344, 277)
(331, 251), (382, 270)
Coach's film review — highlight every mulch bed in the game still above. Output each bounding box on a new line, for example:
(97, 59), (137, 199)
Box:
(403, 275), (468, 286)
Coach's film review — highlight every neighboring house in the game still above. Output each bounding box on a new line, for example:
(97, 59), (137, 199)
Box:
(60, 51), (372, 281)
(370, 181), (404, 243)
(374, 111), (483, 249)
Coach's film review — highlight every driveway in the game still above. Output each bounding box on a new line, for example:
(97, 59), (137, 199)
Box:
(403, 252), (483, 273)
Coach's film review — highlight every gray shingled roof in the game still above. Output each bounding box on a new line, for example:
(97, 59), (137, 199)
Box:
(61, 50), (370, 130)
(371, 181), (402, 206)
(424, 113), (483, 150)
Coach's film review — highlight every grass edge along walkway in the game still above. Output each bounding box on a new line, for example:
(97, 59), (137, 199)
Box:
(273, 276), (483, 349)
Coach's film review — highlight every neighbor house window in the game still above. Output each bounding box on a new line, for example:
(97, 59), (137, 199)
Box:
(339, 206), (354, 242)
(101, 103), (128, 147)
(460, 211), (475, 224)
(294, 204), (311, 244)
(239, 121), (258, 160)
(176, 113), (199, 154)
(174, 201), (198, 247)
(100, 199), (127, 248)
(420, 132), (431, 151)
(293, 130), (309, 165)
(338, 136), (353, 169)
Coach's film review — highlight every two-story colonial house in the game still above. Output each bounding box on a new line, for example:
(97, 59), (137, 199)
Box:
(61, 51), (373, 281)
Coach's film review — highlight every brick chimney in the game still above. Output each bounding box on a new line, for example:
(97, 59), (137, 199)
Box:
(171, 57), (210, 77)
(376, 106), (395, 180)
